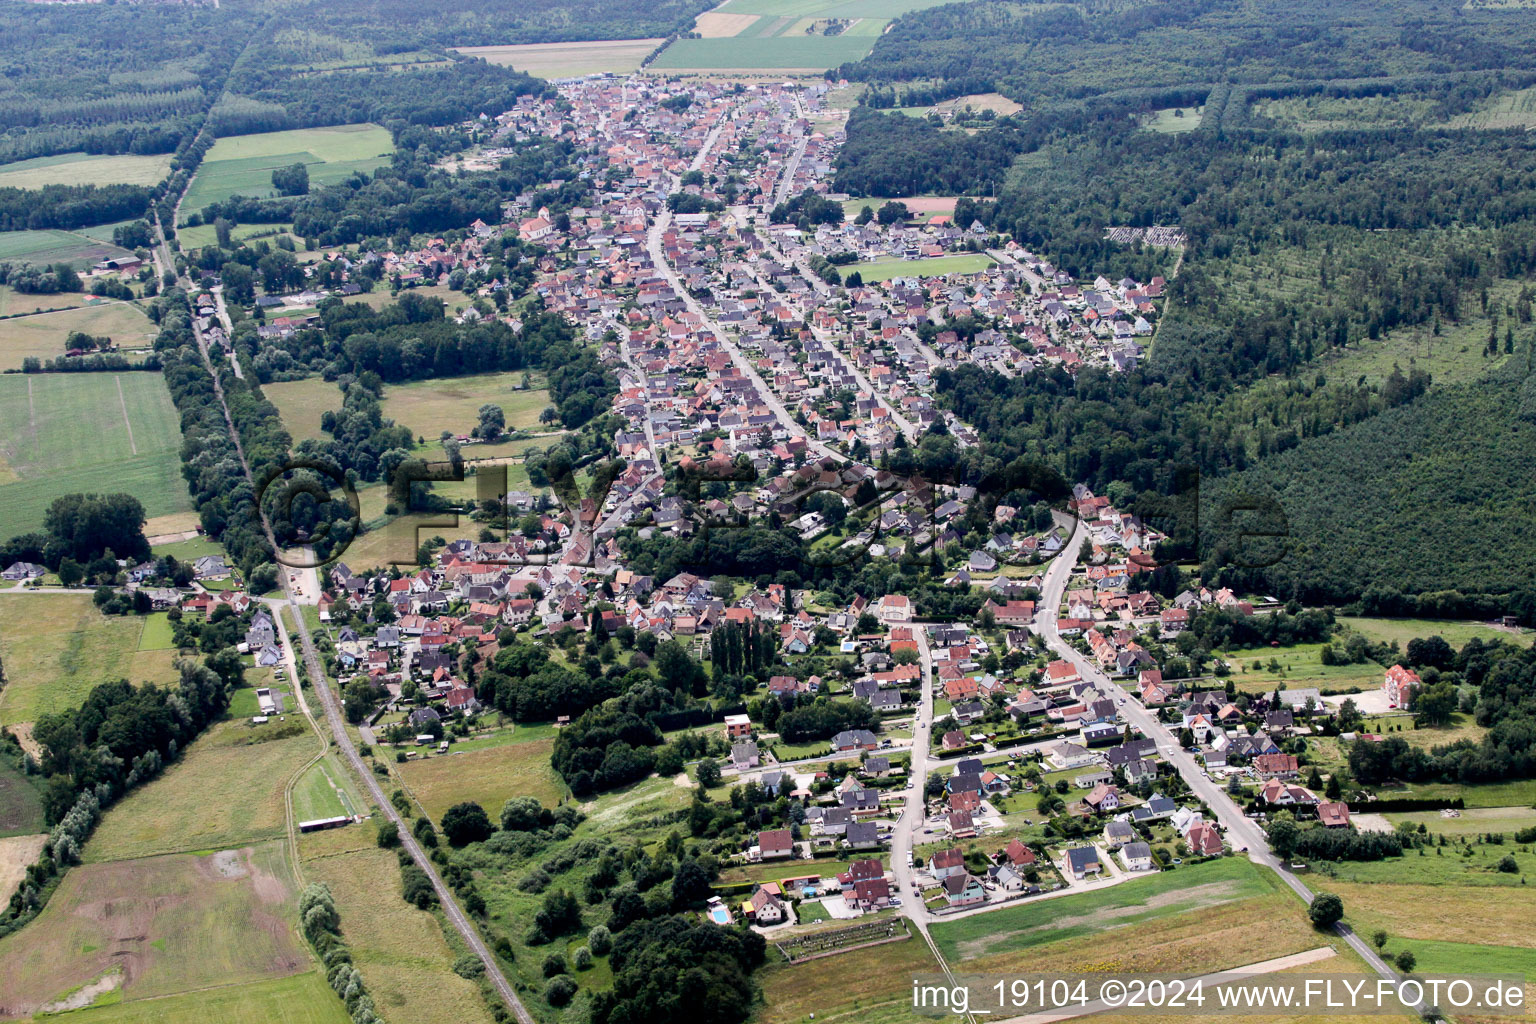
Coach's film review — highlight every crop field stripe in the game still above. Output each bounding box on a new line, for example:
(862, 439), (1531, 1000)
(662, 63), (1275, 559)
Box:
(116, 376), (137, 455)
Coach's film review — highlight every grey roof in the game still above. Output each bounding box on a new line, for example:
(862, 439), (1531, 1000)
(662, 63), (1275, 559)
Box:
(1065, 846), (1099, 871)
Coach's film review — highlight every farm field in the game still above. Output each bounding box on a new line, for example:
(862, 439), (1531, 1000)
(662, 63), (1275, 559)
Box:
(176, 220), (294, 250)
(0, 833), (46, 906)
(756, 930), (942, 1024)
(840, 194), (960, 219)
(1381, 805), (1536, 835)
(0, 844), (308, 1018)
(393, 735), (565, 820)
(1328, 880), (1536, 949)
(0, 229), (134, 269)
(299, 827), (498, 1024)
(0, 300), (157, 370)
(263, 376), (342, 442)
(1219, 641), (1385, 694)
(0, 285), (93, 317)
(179, 124), (393, 224)
(1338, 616), (1532, 649)
(0, 151), (173, 190)
(60, 972), (350, 1024)
(0, 595), (183, 727)
(454, 39), (663, 78)
(652, 34), (877, 71)
(0, 371), (189, 534)
(852, 252), (995, 282)
(83, 720), (318, 862)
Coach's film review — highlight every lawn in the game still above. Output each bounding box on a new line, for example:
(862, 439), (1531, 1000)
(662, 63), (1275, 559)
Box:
(0, 596), (183, 726)
(1339, 616), (1532, 650)
(756, 930), (943, 1024)
(61, 973), (350, 1024)
(150, 534), (225, 562)
(83, 720), (319, 862)
(393, 736), (565, 821)
(454, 39), (663, 78)
(0, 844), (309, 1016)
(179, 124), (393, 224)
(1393, 778), (1536, 808)
(841, 194), (960, 219)
(852, 253), (995, 283)
(0, 151), (173, 190)
(0, 229), (133, 269)
(137, 613), (177, 652)
(299, 827), (497, 1024)
(1219, 641), (1385, 694)
(0, 371), (189, 534)
(0, 299), (157, 370)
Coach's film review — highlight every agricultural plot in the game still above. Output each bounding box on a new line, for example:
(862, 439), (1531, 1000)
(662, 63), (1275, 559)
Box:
(852, 252), (995, 282)
(179, 124), (393, 224)
(0, 229), (133, 269)
(83, 720), (319, 862)
(0, 595), (182, 727)
(0, 284), (91, 318)
(0, 755), (45, 836)
(757, 925), (940, 1024)
(299, 827), (498, 1024)
(393, 735), (565, 820)
(651, 34), (877, 71)
(0, 371), (190, 535)
(0, 844), (308, 1018)
(454, 39), (663, 78)
(381, 372), (551, 439)
(1339, 615), (1532, 649)
(1447, 85), (1536, 129)
(176, 220), (294, 250)
(1218, 641), (1385, 694)
(659, 0), (965, 71)
(0, 300), (157, 371)
(0, 833), (47, 907)
(0, 151), (173, 190)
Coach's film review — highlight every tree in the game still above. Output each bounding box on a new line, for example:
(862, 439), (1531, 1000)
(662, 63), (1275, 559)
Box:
(695, 757), (722, 788)
(1309, 892), (1344, 929)
(58, 558), (84, 587)
(587, 925), (612, 955)
(545, 975), (577, 1007)
(440, 801), (493, 846)
(535, 888), (582, 938)
(272, 162), (310, 196)
(1372, 929), (1388, 950)
(474, 403), (506, 441)
(500, 795), (545, 832)
(1395, 949), (1416, 973)
(377, 821), (400, 848)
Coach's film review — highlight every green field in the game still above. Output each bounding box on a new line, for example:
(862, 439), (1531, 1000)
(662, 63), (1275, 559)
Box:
(853, 253), (995, 282)
(291, 756), (364, 822)
(0, 595), (184, 727)
(0, 844), (311, 1015)
(757, 930), (941, 1024)
(176, 220), (295, 250)
(84, 719), (320, 861)
(1144, 106), (1204, 132)
(179, 124), (393, 225)
(0, 151), (173, 190)
(0, 755), (44, 836)
(652, 34), (880, 70)
(265, 371), (550, 445)
(393, 736), (565, 821)
(0, 372), (191, 535)
(262, 377), (343, 442)
(1220, 641), (1386, 694)
(1339, 616), (1532, 650)
(0, 285), (95, 318)
(0, 300), (157, 371)
(61, 973), (350, 1024)
(0, 229), (133, 269)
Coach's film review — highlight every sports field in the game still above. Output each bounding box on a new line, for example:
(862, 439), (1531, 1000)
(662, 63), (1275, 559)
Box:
(0, 844), (309, 1017)
(0, 371), (191, 535)
(852, 252), (995, 282)
(454, 39), (663, 78)
(179, 124), (393, 224)
(0, 151), (173, 190)
(0, 228), (135, 270)
(0, 299), (158, 370)
(83, 719), (320, 862)
(0, 595), (183, 727)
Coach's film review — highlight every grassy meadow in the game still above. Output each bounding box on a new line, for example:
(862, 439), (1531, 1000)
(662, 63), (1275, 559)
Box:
(454, 39), (662, 78)
(0, 595), (183, 726)
(0, 151), (172, 190)
(0, 300), (157, 370)
(179, 124), (393, 224)
(852, 253), (995, 282)
(0, 229), (134, 269)
(393, 735), (565, 821)
(57, 972), (350, 1024)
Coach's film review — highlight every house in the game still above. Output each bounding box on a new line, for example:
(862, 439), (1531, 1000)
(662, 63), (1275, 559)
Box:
(1318, 801), (1352, 828)
(947, 810), (977, 838)
(1253, 753), (1300, 780)
(1259, 778), (1318, 806)
(1, 561), (45, 581)
(1103, 820), (1136, 848)
(943, 873), (986, 907)
(732, 740), (760, 769)
(1119, 841), (1154, 872)
(1185, 822), (1223, 856)
(748, 886), (787, 925)
(1083, 783), (1121, 813)
(193, 555), (230, 581)
(930, 847), (966, 880)
(724, 713), (753, 740)
(987, 863), (1026, 891)
(1383, 664), (1421, 709)
(850, 876), (892, 910)
(846, 821), (881, 850)
(1064, 845), (1101, 879)
(831, 729), (879, 753)
(758, 828), (795, 860)
(989, 840), (1037, 877)
(1047, 741), (1099, 770)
